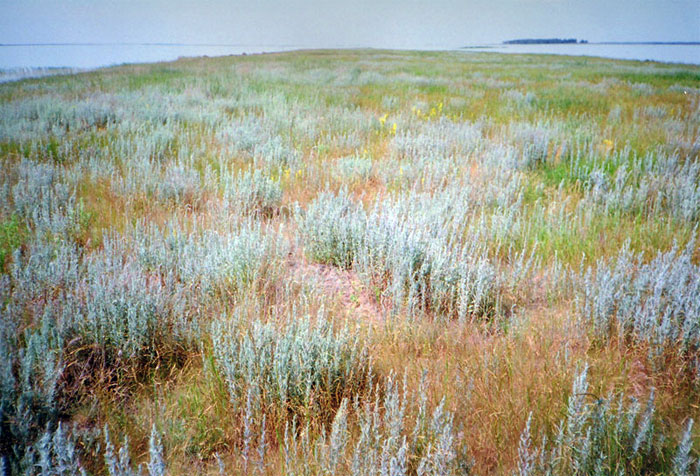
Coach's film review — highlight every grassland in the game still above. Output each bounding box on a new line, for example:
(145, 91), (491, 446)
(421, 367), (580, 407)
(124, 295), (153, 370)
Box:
(0, 49), (699, 475)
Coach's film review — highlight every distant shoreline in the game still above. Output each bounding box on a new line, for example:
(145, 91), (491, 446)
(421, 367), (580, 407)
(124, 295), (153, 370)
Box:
(596, 42), (700, 46)
(463, 41), (700, 48)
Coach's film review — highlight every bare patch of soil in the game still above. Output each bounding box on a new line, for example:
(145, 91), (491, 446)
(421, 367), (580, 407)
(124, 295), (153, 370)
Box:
(288, 254), (384, 322)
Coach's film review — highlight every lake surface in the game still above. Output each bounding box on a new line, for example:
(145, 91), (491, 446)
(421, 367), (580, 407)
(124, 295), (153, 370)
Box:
(461, 43), (700, 65)
(0, 44), (302, 70)
(0, 43), (698, 76)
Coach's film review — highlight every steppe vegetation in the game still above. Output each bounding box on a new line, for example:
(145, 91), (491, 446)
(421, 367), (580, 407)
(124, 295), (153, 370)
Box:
(0, 49), (699, 475)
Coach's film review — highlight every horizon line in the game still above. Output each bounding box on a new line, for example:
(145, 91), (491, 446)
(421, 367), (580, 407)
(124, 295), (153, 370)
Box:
(2, 40), (700, 48)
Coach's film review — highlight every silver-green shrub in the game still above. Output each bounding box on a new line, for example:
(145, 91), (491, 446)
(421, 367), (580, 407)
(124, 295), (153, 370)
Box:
(335, 155), (374, 183)
(281, 372), (468, 475)
(212, 310), (370, 416)
(135, 218), (288, 296)
(580, 150), (700, 222)
(223, 168), (283, 216)
(298, 189), (501, 320)
(578, 239), (700, 372)
(11, 160), (83, 238)
(518, 365), (699, 475)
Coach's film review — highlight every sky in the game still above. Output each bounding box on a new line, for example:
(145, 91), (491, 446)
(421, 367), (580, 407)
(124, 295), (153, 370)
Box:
(1, 0), (698, 47)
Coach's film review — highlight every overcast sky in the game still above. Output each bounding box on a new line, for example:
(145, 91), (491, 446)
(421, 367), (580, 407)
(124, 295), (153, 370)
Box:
(1, 0), (698, 47)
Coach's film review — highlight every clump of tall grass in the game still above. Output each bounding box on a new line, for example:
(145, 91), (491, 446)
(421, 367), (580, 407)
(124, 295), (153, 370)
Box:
(0, 235), (192, 469)
(10, 423), (166, 476)
(136, 218), (288, 295)
(391, 117), (483, 161)
(12, 423), (86, 476)
(103, 425), (166, 476)
(10, 159), (84, 238)
(297, 190), (366, 269)
(254, 136), (301, 169)
(157, 163), (202, 205)
(334, 155), (374, 183)
(508, 121), (564, 169)
(581, 150), (700, 222)
(279, 372), (468, 475)
(112, 154), (206, 207)
(578, 238), (700, 374)
(223, 168), (283, 216)
(518, 365), (698, 475)
(0, 303), (65, 470)
(0, 95), (118, 143)
(298, 189), (507, 320)
(502, 89), (536, 110)
(8, 235), (197, 365)
(216, 120), (266, 157)
(1, 236), (192, 468)
(212, 309), (371, 421)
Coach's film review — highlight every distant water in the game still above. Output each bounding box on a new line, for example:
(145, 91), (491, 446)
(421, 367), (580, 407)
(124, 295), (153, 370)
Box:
(462, 43), (700, 65)
(0, 44), (302, 71)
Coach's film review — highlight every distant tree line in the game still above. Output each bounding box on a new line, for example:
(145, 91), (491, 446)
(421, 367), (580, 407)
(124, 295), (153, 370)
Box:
(503, 38), (588, 44)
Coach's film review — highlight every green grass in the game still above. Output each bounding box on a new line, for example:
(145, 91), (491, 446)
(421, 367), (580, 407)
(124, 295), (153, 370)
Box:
(0, 215), (23, 271)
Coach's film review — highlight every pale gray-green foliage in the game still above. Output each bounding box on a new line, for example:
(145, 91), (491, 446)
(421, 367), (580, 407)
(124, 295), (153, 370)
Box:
(134, 218), (288, 295)
(517, 413), (535, 476)
(147, 425), (166, 476)
(111, 148), (207, 206)
(391, 118), (483, 162)
(0, 94), (118, 143)
(1, 243), (73, 469)
(17, 424), (86, 476)
(212, 309), (369, 414)
(281, 372), (466, 475)
(298, 189), (502, 319)
(578, 238), (700, 369)
(103, 426), (166, 476)
(520, 365), (698, 475)
(508, 121), (564, 169)
(9, 160), (83, 238)
(0, 310), (64, 468)
(334, 155), (374, 183)
(8, 232), (195, 361)
(0, 232), (192, 467)
(76, 243), (190, 359)
(157, 162), (202, 204)
(297, 190), (366, 269)
(222, 168), (283, 216)
(216, 119), (267, 156)
(580, 149), (700, 222)
(673, 419), (696, 476)
(254, 136), (301, 169)
(502, 90), (536, 110)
